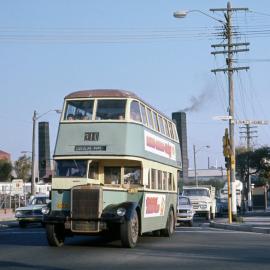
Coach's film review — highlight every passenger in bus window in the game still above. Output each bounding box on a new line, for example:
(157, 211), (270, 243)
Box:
(104, 167), (120, 185)
(75, 112), (83, 120)
(67, 114), (74, 120)
(124, 167), (141, 185)
(118, 114), (125, 120)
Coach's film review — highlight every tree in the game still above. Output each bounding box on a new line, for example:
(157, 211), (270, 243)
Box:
(236, 146), (270, 185)
(14, 155), (32, 182)
(0, 159), (12, 181)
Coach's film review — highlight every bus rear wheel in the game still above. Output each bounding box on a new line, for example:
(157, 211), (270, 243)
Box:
(120, 211), (139, 248)
(161, 209), (174, 237)
(46, 223), (65, 247)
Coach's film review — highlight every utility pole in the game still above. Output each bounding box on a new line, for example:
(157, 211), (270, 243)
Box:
(240, 123), (257, 211)
(239, 124), (258, 151)
(238, 120), (268, 211)
(211, 1), (249, 219)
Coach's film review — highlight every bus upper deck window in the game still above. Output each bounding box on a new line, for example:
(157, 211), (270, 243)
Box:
(168, 122), (175, 139)
(96, 100), (126, 120)
(158, 116), (165, 134)
(153, 112), (160, 132)
(147, 108), (154, 129)
(130, 101), (142, 122)
(140, 104), (148, 126)
(64, 100), (94, 120)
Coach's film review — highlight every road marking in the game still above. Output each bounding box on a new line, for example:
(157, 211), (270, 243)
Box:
(0, 231), (45, 234)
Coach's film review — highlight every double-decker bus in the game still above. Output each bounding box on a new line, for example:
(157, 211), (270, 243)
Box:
(43, 89), (181, 248)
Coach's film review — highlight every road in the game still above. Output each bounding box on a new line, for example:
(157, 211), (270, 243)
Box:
(0, 219), (270, 270)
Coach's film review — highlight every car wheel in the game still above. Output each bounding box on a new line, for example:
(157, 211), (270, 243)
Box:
(19, 221), (27, 228)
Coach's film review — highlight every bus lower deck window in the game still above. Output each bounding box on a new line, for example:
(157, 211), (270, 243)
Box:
(104, 167), (121, 185)
(88, 161), (99, 180)
(55, 160), (87, 177)
(124, 167), (141, 185)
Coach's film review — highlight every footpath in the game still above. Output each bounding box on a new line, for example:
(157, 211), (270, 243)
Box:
(0, 209), (15, 222)
(210, 210), (270, 234)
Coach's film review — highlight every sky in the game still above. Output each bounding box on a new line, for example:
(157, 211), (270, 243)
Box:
(1, 0), (270, 170)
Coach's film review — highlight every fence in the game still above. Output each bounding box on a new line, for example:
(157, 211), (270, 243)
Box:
(0, 181), (51, 210)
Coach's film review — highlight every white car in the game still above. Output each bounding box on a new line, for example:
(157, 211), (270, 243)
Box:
(177, 196), (194, 227)
(15, 194), (50, 228)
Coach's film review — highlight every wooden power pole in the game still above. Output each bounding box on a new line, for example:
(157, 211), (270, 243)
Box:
(211, 1), (249, 219)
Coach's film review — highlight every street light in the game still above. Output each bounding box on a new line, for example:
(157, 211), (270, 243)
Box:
(193, 145), (210, 187)
(173, 10), (225, 24)
(31, 109), (61, 195)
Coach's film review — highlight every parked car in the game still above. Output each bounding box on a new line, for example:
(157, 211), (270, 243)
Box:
(177, 195), (194, 226)
(15, 194), (50, 228)
(216, 198), (228, 217)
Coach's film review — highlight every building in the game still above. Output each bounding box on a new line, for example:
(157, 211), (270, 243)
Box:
(0, 150), (11, 161)
(188, 168), (227, 182)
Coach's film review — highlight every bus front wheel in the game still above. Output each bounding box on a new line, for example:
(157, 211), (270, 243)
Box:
(161, 209), (174, 237)
(120, 211), (139, 248)
(46, 223), (65, 247)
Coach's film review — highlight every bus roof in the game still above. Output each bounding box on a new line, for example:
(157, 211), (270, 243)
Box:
(65, 89), (171, 121)
(65, 89), (139, 100)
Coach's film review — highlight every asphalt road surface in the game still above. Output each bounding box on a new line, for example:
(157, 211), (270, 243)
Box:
(0, 219), (270, 270)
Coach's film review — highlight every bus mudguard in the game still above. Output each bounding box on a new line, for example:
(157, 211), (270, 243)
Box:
(102, 201), (140, 223)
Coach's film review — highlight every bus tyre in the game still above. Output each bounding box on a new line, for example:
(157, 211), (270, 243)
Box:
(161, 209), (174, 237)
(46, 224), (65, 247)
(120, 211), (139, 248)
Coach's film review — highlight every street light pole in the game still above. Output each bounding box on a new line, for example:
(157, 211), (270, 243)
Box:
(31, 110), (37, 196)
(193, 145), (210, 187)
(30, 109), (61, 196)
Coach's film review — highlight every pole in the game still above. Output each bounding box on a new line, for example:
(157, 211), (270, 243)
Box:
(227, 166), (232, 223)
(193, 145), (198, 187)
(227, 1), (237, 218)
(31, 110), (37, 196)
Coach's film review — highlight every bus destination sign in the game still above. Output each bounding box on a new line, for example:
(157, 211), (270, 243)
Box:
(74, 145), (106, 151)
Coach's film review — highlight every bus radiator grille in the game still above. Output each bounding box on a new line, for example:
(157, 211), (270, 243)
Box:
(71, 187), (102, 220)
(71, 220), (99, 232)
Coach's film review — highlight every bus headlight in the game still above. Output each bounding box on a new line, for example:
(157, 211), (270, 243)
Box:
(116, 207), (126, 217)
(41, 206), (50, 215)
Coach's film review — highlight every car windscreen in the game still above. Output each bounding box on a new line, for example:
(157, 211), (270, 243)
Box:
(179, 197), (190, 205)
(55, 160), (87, 177)
(30, 197), (49, 205)
(183, 189), (210, 197)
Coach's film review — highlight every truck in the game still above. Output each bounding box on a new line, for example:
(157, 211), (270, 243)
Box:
(182, 185), (216, 220)
(218, 179), (243, 213)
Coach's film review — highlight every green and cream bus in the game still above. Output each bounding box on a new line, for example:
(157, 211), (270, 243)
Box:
(43, 89), (182, 248)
